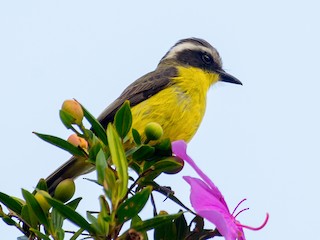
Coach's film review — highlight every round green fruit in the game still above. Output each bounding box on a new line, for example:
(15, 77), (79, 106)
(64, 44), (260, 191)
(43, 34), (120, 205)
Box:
(144, 122), (163, 141)
(54, 179), (76, 203)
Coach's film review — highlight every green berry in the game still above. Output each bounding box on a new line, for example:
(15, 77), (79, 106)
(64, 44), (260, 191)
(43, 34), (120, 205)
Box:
(35, 190), (51, 212)
(144, 122), (163, 141)
(54, 179), (76, 203)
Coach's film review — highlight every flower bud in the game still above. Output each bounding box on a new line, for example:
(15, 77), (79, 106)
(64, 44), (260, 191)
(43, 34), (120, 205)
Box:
(67, 134), (88, 149)
(35, 190), (51, 212)
(159, 210), (168, 215)
(61, 100), (84, 125)
(144, 122), (163, 141)
(54, 179), (76, 203)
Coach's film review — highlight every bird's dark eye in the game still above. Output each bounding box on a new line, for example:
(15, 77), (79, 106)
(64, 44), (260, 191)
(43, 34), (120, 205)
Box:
(202, 53), (213, 65)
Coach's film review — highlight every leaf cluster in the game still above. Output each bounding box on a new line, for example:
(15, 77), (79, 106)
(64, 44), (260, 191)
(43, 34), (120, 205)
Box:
(0, 100), (220, 239)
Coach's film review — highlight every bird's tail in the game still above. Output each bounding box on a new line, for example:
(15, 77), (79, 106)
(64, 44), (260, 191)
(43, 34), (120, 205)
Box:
(45, 156), (94, 195)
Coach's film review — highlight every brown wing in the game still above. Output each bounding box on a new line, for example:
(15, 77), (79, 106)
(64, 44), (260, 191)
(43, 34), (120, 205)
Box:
(97, 66), (178, 128)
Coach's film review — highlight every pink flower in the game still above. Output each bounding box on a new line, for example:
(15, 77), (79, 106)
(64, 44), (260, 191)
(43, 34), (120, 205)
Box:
(172, 140), (269, 240)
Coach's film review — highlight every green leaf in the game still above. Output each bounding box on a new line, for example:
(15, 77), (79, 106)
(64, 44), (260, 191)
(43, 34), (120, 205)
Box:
(132, 128), (141, 145)
(56, 229), (65, 240)
(21, 189), (50, 229)
(51, 197), (81, 232)
(21, 204), (37, 228)
(1, 216), (16, 226)
(154, 138), (172, 156)
(33, 132), (86, 157)
(116, 186), (152, 224)
(114, 100), (132, 139)
(130, 215), (148, 240)
(81, 103), (108, 145)
(86, 212), (102, 234)
(96, 150), (107, 184)
(132, 145), (155, 161)
(142, 157), (184, 182)
(174, 211), (188, 240)
(104, 166), (116, 200)
(88, 139), (103, 162)
(45, 196), (96, 234)
(0, 192), (23, 214)
(97, 196), (110, 235)
(66, 197), (82, 210)
(131, 214), (142, 227)
(51, 207), (64, 230)
(186, 229), (218, 239)
(120, 212), (182, 238)
(106, 123), (128, 200)
(29, 228), (51, 240)
(59, 109), (76, 129)
(154, 211), (177, 240)
(70, 228), (85, 240)
(35, 178), (48, 192)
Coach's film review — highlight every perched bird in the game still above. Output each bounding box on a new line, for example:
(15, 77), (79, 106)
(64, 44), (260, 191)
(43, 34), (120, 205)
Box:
(45, 38), (242, 194)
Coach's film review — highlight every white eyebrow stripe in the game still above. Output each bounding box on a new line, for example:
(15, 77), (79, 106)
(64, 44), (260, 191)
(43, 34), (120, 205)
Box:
(164, 42), (206, 59)
(163, 41), (219, 62)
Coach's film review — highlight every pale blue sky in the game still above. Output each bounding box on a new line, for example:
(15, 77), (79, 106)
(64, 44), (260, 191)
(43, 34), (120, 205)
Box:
(1, 1), (320, 239)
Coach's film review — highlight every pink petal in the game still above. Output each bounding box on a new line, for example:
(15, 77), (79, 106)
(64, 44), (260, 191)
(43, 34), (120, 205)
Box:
(184, 176), (239, 239)
(197, 210), (240, 240)
(183, 176), (228, 212)
(172, 140), (228, 209)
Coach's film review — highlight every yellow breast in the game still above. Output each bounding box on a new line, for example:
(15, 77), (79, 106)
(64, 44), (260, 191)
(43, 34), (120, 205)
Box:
(131, 66), (220, 142)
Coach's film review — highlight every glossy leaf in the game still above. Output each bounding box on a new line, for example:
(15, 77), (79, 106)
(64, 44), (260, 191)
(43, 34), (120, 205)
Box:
(21, 189), (49, 229)
(104, 166), (116, 200)
(33, 132), (86, 157)
(97, 196), (110, 235)
(130, 215), (148, 240)
(114, 100), (132, 139)
(81, 103), (108, 145)
(186, 229), (218, 240)
(132, 128), (141, 145)
(96, 149), (107, 185)
(59, 109), (76, 129)
(86, 212), (102, 234)
(88, 139), (103, 162)
(45, 196), (96, 233)
(116, 186), (152, 224)
(121, 212), (182, 238)
(154, 138), (172, 156)
(29, 228), (51, 240)
(66, 197), (82, 210)
(21, 204), (37, 228)
(0, 192), (23, 214)
(35, 178), (48, 192)
(70, 228), (85, 240)
(1, 216), (16, 226)
(132, 145), (155, 161)
(51, 197), (81, 232)
(142, 157), (184, 181)
(154, 211), (177, 240)
(51, 208), (64, 231)
(174, 211), (188, 240)
(106, 123), (128, 200)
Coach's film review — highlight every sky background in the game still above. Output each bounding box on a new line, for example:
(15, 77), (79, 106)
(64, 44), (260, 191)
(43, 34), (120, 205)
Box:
(1, 1), (319, 239)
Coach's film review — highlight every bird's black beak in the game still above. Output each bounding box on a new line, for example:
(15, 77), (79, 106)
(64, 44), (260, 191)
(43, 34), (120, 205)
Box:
(217, 69), (242, 85)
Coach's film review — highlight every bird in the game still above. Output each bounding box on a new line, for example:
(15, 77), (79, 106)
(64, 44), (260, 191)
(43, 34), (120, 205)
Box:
(45, 37), (242, 194)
